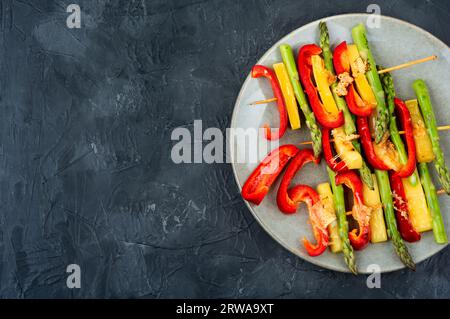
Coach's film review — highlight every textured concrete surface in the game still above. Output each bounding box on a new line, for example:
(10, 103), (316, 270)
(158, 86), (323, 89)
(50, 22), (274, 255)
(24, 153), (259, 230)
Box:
(0, 0), (449, 298)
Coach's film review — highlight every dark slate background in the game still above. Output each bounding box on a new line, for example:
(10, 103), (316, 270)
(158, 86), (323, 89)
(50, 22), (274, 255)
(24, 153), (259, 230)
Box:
(0, 0), (449, 298)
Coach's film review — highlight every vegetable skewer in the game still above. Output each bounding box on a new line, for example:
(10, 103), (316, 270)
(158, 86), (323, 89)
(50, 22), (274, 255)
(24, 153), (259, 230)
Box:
(406, 98), (447, 243)
(390, 173), (421, 242)
(251, 55), (438, 105)
(242, 22), (448, 270)
(319, 22), (374, 190)
(335, 171), (372, 250)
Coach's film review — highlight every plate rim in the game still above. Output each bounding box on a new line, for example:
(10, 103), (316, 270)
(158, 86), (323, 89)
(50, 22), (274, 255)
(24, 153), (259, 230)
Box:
(229, 13), (450, 274)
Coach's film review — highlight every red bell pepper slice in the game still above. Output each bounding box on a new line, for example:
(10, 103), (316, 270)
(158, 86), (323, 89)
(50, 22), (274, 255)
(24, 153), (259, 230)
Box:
(346, 85), (373, 117)
(251, 65), (288, 140)
(335, 171), (371, 250)
(392, 98), (417, 178)
(333, 41), (350, 75)
(389, 173), (421, 242)
(333, 41), (373, 117)
(277, 148), (320, 214)
(322, 127), (349, 173)
(297, 44), (344, 128)
(241, 145), (299, 205)
(287, 185), (329, 256)
(356, 116), (391, 171)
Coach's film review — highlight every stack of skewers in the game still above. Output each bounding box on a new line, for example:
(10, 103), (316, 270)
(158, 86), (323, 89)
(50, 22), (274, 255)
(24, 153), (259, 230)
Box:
(240, 22), (450, 274)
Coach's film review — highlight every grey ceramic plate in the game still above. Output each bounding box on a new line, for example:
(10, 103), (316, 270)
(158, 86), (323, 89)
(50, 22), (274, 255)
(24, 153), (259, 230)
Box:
(230, 14), (450, 273)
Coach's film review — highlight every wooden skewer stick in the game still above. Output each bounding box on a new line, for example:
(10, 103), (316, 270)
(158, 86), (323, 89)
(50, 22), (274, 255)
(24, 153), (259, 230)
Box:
(398, 125), (450, 135)
(377, 55), (438, 74)
(250, 97), (278, 105)
(250, 55), (438, 105)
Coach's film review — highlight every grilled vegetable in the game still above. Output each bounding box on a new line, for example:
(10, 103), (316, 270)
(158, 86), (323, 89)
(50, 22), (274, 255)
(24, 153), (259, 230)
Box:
(280, 44), (322, 157)
(379, 71), (418, 185)
(242, 145), (299, 205)
(375, 170), (415, 270)
(373, 136), (402, 171)
(322, 127), (349, 173)
(319, 23), (356, 134)
(402, 174), (432, 233)
(273, 62), (301, 130)
(319, 22), (373, 189)
(251, 65), (288, 140)
(311, 55), (340, 116)
(327, 167), (357, 274)
(418, 163), (448, 244)
(405, 99), (435, 163)
(357, 116), (391, 171)
(288, 185), (332, 256)
(413, 79), (450, 194)
(392, 98), (417, 178)
(317, 183), (343, 253)
(390, 173), (421, 243)
(332, 126), (363, 170)
(352, 23), (389, 143)
(298, 44), (345, 128)
(333, 41), (373, 117)
(346, 44), (377, 108)
(362, 174), (388, 243)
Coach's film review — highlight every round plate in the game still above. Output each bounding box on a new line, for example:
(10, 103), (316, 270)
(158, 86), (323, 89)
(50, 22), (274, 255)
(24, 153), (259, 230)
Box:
(230, 14), (450, 273)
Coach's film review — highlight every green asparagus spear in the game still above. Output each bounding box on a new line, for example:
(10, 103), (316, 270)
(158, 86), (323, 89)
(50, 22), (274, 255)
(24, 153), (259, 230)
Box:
(327, 167), (357, 274)
(280, 44), (322, 157)
(379, 69), (418, 186)
(319, 21), (355, 135)
(413, 79), (450, 195)
(352, 23), (389, 144)
(418, 163), (448, 244)
(375, 170), (416, 270)
(319, 22), (374, 190)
